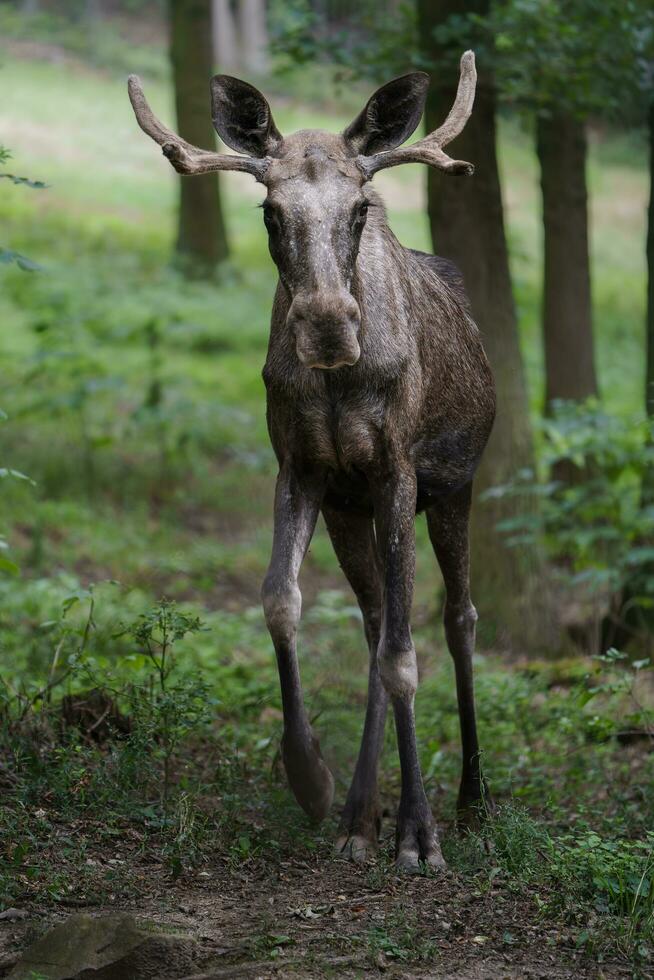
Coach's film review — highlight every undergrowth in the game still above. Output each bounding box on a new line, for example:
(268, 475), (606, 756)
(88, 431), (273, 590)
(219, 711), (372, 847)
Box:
(0, 580), (652, 967)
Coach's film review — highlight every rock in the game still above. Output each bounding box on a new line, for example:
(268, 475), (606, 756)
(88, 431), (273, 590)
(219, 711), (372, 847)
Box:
(0, 908), (30, 921)
(9, 912), (199, 980)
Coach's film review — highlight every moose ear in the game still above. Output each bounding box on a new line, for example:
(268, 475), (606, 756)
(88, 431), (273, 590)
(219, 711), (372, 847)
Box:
(343, 72), (430, 156)
(210, 75), (282, 157)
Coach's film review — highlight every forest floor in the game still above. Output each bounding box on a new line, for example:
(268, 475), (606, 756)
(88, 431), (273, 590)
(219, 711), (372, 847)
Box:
(0, 20), (653, 980)
(0, 861), (634, 979)
(0, 539), (651, 979)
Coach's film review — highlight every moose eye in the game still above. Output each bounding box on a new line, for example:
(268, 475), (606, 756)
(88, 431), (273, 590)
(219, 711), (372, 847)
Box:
(354, 200), (369, 224)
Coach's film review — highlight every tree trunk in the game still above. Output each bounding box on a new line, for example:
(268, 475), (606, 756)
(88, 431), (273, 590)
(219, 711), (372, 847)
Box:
(238, 0), (269, 76)
(86, 0), (101, 16)
(169, 0), (229, 276)
(418, 0), (555, 651)
(647, 102), (654, 429)
(537, 111), (598, 410)
(638, 102), (654, 640)
(643, 101), (654, 510)
(603, 102), (654, 652)
(213, 0), (240, 72)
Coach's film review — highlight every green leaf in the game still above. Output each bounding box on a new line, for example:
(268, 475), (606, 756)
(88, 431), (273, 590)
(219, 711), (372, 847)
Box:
(0, 468), (35, 485)
(0, 556), (20, 576)
(0, 248), (43, 272)
(0, 173), (47, 189)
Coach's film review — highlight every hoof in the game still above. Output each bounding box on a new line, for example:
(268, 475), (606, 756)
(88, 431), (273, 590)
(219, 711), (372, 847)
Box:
(396, 818), (446, 874)
(282, 730), (334, 823)
(334, 833), (377, 864)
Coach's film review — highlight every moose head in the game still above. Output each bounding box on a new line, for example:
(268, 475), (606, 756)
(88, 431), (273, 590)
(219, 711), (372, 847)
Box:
(128, 53), (476, 371)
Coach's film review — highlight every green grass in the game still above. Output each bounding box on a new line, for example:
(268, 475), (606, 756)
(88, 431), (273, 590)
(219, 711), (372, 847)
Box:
(0, 35), (652, 971)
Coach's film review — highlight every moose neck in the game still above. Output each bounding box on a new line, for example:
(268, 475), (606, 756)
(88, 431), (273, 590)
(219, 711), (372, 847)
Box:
(350, 195), (414, 361)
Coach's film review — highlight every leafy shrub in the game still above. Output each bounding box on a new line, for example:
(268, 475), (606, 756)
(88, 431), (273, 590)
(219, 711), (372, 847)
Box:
(0, 6), (166, 80)
(486, 401), (654, 649)
(480, 802), (654, 949)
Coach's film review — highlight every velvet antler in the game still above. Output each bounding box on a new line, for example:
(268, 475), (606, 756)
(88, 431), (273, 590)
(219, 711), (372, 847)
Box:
(127, 75), (269, 181)
(357, 51), (477, 180)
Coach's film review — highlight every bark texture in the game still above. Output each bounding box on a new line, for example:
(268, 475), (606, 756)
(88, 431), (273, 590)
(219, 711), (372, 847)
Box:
(648, 103), (654, 428)
(643, 102), (654, 515)
(537, 111), (598, 409)
(606, 103), (654, 650)
(169, 0), (229, 275)
(418, 0), (553, 649)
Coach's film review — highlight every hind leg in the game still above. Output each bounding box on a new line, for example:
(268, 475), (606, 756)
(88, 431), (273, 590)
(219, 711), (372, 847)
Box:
(426, 483), (485, 825)
(323, 504), (387, 863)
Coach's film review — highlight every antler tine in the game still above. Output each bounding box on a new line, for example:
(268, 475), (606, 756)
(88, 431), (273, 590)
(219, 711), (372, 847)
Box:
(357, 51), (477, 181)
(127, 75), (269, 181)
(431, 50), (477, 147)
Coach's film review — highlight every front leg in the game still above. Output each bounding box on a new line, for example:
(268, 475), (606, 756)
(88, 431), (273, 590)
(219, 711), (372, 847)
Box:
(262, 461), (334, 822)
(373, 466), (446, 873)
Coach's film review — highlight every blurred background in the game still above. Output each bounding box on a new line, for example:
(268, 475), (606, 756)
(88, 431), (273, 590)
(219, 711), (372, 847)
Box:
(1, 0), (654, 963)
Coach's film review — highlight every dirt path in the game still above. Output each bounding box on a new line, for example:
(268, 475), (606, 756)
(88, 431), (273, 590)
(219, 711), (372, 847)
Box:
(1, 852), (631, 979)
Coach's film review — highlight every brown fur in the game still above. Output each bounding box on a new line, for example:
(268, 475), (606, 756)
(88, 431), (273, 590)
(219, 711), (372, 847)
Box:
(129, 62), (496, 871)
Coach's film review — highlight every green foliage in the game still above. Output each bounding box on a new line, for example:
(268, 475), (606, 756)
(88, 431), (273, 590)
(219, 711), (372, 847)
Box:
(0, 408), (34, 575)
(483, 0), (653, 121)
(1, 570), (653, 962)
(0, 145), (45, 270)
(0, 588), (217, 890)
(0, 6), (166, 80)
(0, 248), (42, 271)
(0, 173), (47, 189)
(473, 802), (654, 954)
(487, 402), (654, 644)
(273, 0), (654, 123)
(118, 598), (211, 810)
(367, 910), (438, 965)
(269, 0), (418, 81)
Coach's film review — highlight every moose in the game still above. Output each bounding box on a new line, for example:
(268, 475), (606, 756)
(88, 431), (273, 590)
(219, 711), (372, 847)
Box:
(128, 51), (495, 872)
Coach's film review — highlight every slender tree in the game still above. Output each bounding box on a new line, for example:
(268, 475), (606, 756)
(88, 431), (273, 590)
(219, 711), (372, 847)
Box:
(648, 103), (654, 426)
(417, 0), (553, 649)
(532, 9), (600, 417)
(537, 106), (597, 487)
(643, 95), (654, 514)
(489, 0), (653, 643)
(238, 0), (269, 75)
(490, 0), (645, 419)
(213, 0), (240, 72)
(645, 5), (654, 439)
(537, 110), (597, 410)
(169, 0), (229, 276)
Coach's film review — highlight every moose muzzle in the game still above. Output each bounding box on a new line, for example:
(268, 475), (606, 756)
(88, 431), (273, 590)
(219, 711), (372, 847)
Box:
(288, 291), (361, 370)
